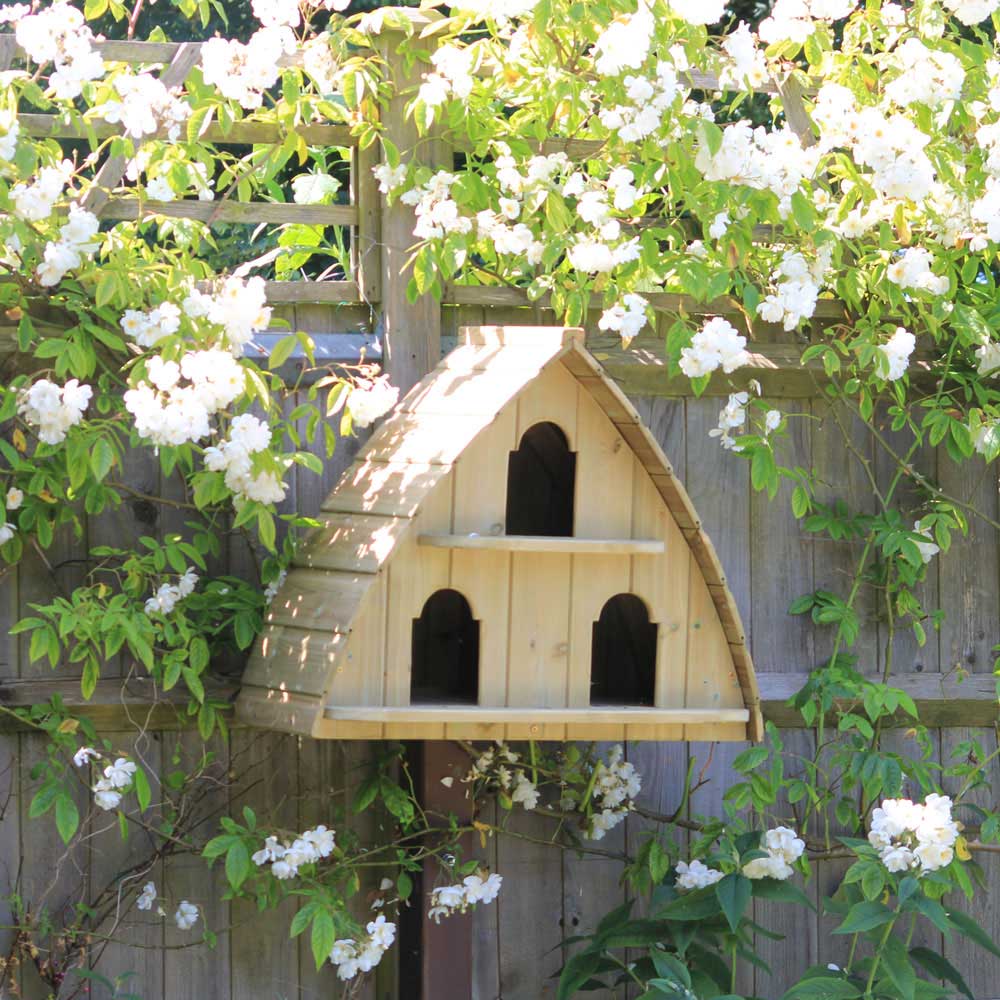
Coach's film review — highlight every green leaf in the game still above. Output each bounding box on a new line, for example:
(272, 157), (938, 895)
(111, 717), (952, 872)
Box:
(947, 909), (1000, 959)
(133, 767), (151, 812)
(29, 782), (60, 819)
(909, 946), (974, 1000)
(55, 793), (79, 845)
(715, 873), (751, 932)
(310, 910), (335, 971)
(833, 900), (894, 935)
(268, 335), (299, 370)
(225, 840), (251, 890)
(782, 977), (862, 1000)
(289, 903), (316, 939)
(881, 935), (916, 1000)
(751, 878), (816, 910)
(557, 949), (602, 1000)
(397, 871), (413, 901)
(89, 438), (115, 482)
(380, 780), (415, 824)
(203, 834), (237, 860)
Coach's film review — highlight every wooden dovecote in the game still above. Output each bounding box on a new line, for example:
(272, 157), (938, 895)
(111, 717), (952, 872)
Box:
(236, 327), (763, 742)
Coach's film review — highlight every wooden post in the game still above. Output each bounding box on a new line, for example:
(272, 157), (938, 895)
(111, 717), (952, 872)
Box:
(373, 13), (473, 1000)
(375, 10), (446, 395)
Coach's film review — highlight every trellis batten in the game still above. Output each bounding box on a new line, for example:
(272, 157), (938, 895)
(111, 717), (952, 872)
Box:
(237, 326), (763, 742)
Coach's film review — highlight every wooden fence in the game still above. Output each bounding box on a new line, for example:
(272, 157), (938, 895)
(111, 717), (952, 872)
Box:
(1, 14), (999, 1000)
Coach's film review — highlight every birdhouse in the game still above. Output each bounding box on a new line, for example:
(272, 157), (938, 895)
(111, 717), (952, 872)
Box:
(237, 327), (762, 742)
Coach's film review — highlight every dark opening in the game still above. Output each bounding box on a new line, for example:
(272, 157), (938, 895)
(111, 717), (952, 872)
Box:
(590, 594), (657, 706)
(505, 421), (576, 536)
(411, 589), (480, 704)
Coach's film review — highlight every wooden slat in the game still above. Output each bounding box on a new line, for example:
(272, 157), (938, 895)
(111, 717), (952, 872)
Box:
(264, 567), (371, 631)
(352, 139), (381, 303)
(514, 360), (580, 448)
(326, 571), (387, 710)
(399, 353), (539, 416)
(382, 485), (451, 713)
(295, 512), (409, 573)
(505, 551), (571, 740)
(630, 459), (689, 740)
(450, 405), (516, 707)
(19, 113), (354, 146)
(460, 325), (583, 349)
(320, 460), (451, 517)
(358, 410), (494, 465)
(445, 285), (846, 319)
(2, 673), (996, 731)
(417, 534), (663, 554)
(262, 279), (362, 304)
(83, 42), (202, 216)
(102, 198), (358, 226)
(242, 623), (348, 696)
(322, 705), (750, 724)
(567, 385), (635, 731)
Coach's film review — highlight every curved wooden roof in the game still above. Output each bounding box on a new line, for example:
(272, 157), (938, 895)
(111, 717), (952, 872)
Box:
(237, 326), (762, 741)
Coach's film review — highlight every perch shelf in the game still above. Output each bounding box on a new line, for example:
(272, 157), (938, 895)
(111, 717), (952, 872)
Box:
(323, 706), (750, 725)
(415, 534), (665, 555)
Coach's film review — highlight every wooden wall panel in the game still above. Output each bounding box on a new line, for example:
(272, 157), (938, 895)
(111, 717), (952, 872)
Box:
(383, 484), (452, 720)
(514, 362), (579, 449)
(567, 383), (634, 731)
(629, 462), (688, 739)
(506, 553), (571, 739)
(451, 406), (517, 711)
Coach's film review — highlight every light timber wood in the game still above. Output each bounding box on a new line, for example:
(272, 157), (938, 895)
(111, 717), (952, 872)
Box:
(451, 406), (516, 706)
(238, 329), (763, 741)
(352, 138), (382, 304)
(242, 623), (348, 696)
(323, 706), (750, 724)
(265, 567), (372, 632)
(296, 512), (409, 573)
(101, 198), (358, 226)
(514, 360), (580, 449)
(631, 461), (688, 740)
(445, 285), (846, 319)
(383, 487), (451, 711)
(19, 112), (354, 146)
(320, 460), (451, 516)
(505, 551), (571, 740)
(451, 402), (517, 534)
(567, 389), (635, 730)
(417, 534), (664, 554)
(358, 411), (496, 465)
(327, 572), (387, 712)
(82, 42), (201, 216)
(263, 279), (362, 304)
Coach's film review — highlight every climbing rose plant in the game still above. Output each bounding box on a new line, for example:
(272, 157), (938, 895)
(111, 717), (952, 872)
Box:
(4, 0), (1000, 997)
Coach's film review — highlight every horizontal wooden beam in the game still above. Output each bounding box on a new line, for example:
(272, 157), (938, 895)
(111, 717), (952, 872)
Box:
(2, 673), (993, 732)
(262, 280), (363, 304)
(587, 332), (825, 399)
(759, 672), (999, 728)
(416, 533), (665, 554)
(443, 285), (847, 321)
(102, 198), (358, 226)
(323, 705), (751, 725)
(0, 677), (238, 733)
(19, 113), (355, 147)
